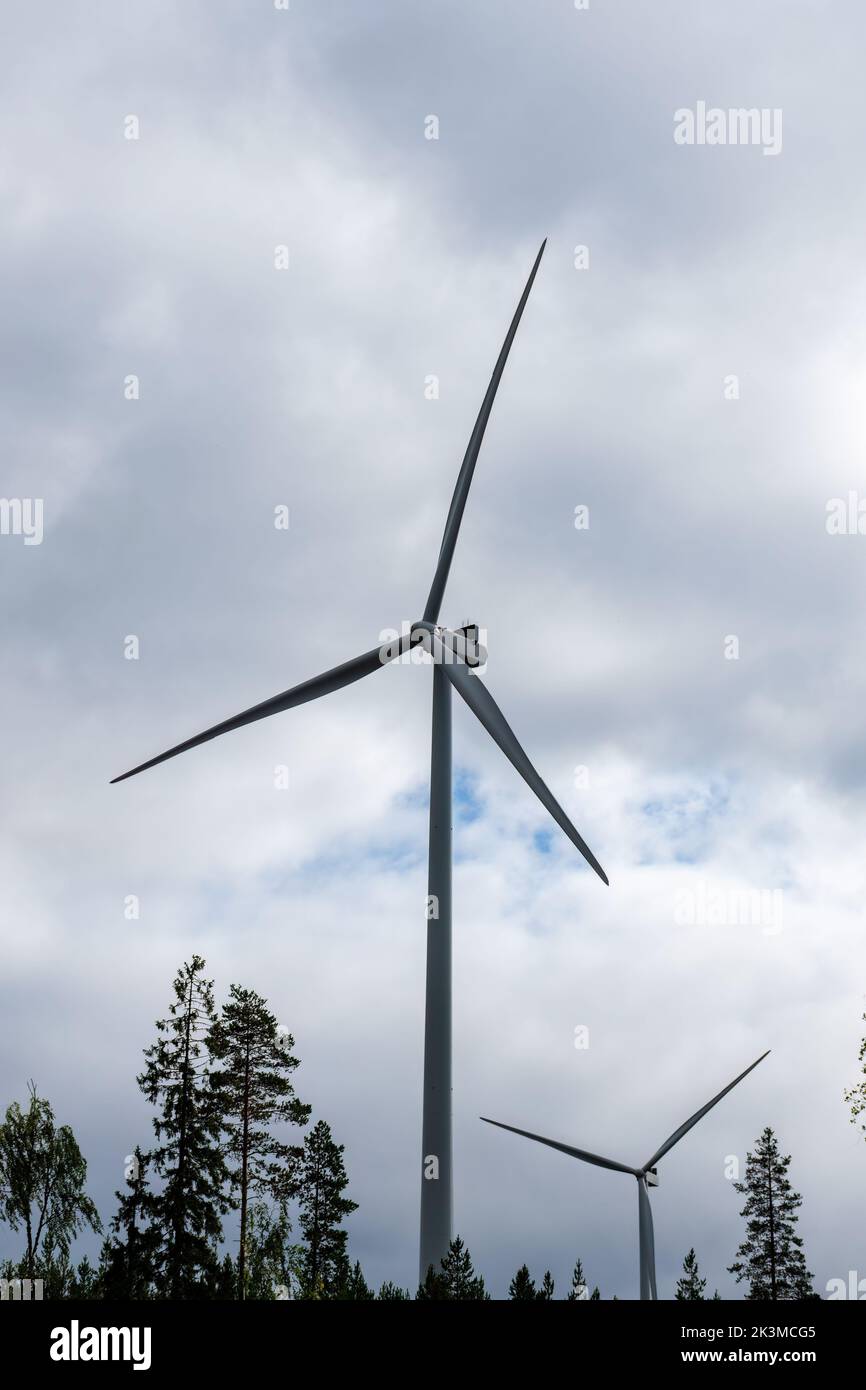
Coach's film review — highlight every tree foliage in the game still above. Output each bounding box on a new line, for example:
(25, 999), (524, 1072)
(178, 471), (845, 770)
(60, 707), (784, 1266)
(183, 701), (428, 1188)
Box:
(99, 1147), (160, 1299)
(209, 986), (309, 1297)
(417, 1236), (489, 1300)
(0, 1083), (101, 1282)
(675, 1248), (707, 1300)
(242, 1201), (303, 1299)
(296, 1120), (357, 1297)
(566, 1256), (599, 1300)
(728, 1127), (814, 1301)
(843, 1012), (866, 1139)
(138, 956), (229, 1297)
(508, 1263), (536, 1300)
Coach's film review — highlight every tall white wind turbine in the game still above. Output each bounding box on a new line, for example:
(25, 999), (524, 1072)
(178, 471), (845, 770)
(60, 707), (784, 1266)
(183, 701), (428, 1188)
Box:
(112, 241), (608, 1282)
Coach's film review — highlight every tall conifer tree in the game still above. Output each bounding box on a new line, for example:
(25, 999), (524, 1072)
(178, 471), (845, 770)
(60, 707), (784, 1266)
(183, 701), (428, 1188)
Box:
(728, 1127), (814, 1300)
(296, 1120), (357, 1297)
(209, 986), (309, 1297)
(138, 956), (228, 1297)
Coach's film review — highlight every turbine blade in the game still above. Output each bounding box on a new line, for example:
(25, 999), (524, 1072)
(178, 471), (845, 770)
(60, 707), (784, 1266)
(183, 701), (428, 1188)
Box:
(481, 1118), (637, 1175)
(431, 631), (608, 884)
(422, 240), (547, 625)
(111, 633), (414, 783)
(642, 1051), (770, 1173)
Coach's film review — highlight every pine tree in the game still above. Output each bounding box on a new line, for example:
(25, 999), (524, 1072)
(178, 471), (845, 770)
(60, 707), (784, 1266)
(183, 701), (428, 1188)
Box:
(728, 1127), (814, 1300)
(438, 1236), (489, 1299)
(509, 1263), (536, 1299)
(99, 1147), (160, 1299)
(416, 1238), (488, 1299)
(675, 1248), (707, 1300)
(567, 1257), (591, 1301)
(296, 1120), (357, 1297)
(537, 1269), (555, 1300)
(209, 986), (310, 1298)
(0, 1083), (101, 1282)
(138, 956), (229, 1298)
(844, 1012), (866, 1139)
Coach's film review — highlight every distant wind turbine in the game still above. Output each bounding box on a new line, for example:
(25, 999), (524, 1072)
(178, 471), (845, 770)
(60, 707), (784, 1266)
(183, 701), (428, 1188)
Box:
(482, 1050), (769, 1299)
(111, 240), (608, 1283)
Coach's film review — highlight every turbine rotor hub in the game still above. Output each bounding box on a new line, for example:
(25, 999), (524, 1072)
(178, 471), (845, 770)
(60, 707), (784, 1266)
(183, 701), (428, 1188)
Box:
(408, 620), (486, 668)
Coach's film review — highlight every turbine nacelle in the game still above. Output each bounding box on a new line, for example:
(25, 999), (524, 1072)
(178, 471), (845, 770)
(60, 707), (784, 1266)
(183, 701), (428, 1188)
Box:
(406, 621), (486, 669)
(644, 1167), (660, 1187)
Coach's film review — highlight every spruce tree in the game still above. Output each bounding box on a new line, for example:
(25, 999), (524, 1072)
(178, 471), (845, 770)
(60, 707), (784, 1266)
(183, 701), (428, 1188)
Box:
(296, 1120), (357, 1297)
(509, 1263), (536, 1299)
(138, 956), (229, 1298)
(675, 1248), (707, 1300)
(209, 986), (310, 1298)
(0, 1084), (101, 1282)
(728, 1127), (814, 1300)
(537, 1269), (555, 1300)
(100, 1147), (160, 1299)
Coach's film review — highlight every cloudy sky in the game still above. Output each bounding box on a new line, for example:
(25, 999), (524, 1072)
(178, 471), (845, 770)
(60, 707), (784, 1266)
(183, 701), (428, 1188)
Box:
(2, 0), (866, 1299)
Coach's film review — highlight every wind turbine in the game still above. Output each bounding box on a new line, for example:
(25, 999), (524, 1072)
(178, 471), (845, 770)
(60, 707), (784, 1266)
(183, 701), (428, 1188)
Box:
(482, 1050), (768, 1299)
(111, 239), (608, 1283)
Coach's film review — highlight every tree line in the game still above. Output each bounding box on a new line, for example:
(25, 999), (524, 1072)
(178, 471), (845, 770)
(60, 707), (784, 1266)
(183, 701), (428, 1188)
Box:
(1, 958), (858, 1299)
(0, 956), (358, 1299)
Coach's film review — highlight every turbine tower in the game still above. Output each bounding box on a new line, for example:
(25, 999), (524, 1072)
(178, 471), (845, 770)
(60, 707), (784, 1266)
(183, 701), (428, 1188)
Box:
(111, 240), (608, 1283)
(482, 1050), (768, 1299)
